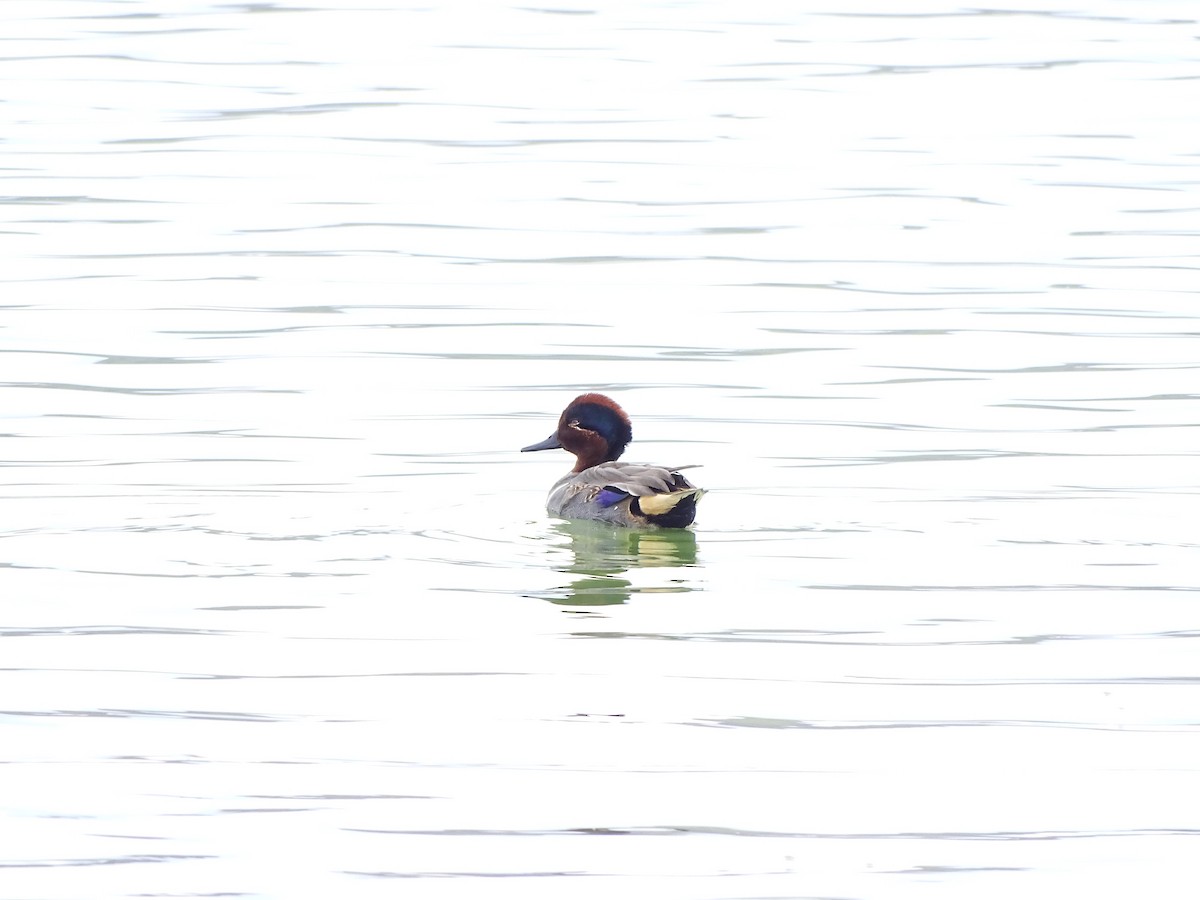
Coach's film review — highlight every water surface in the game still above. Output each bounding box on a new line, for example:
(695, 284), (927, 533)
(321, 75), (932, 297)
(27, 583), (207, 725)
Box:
(3, 2), (1199, 898)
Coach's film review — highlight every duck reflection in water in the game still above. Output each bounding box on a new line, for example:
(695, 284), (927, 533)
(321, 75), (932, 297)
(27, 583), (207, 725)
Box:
(540, 519), (699, 607)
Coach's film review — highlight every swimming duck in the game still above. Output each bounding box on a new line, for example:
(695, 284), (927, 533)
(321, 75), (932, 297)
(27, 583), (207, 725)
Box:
(521, 393), (704, 529)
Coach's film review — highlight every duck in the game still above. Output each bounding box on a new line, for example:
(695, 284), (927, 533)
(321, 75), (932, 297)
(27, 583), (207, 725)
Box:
(521, 393), (704, 529)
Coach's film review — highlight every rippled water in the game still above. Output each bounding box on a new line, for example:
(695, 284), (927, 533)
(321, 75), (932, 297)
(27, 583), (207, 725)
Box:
(4, 2), (1199, 898)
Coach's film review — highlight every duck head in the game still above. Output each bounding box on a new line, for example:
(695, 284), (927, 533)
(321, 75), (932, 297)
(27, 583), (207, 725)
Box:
(521, 393), (633, 472)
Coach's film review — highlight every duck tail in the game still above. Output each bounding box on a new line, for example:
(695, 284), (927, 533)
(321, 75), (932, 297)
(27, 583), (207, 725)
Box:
(634, 488), (706, 528)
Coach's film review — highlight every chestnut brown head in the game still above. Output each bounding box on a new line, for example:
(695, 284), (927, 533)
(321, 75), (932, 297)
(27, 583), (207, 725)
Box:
(521, 393), (633, 471)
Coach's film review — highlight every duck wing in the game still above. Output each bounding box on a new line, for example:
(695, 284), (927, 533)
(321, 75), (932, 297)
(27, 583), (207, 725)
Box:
(579, 461), (699, 501)
(546, 462), (704, 526)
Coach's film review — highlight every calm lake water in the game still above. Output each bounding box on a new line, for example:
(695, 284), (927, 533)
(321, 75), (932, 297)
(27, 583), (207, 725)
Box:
(3, 1), (1199, 898)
